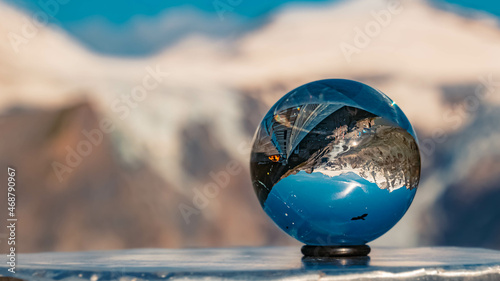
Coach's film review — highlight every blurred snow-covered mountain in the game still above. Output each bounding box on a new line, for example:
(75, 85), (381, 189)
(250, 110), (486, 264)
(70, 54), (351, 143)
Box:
(1, 0), (500, 252)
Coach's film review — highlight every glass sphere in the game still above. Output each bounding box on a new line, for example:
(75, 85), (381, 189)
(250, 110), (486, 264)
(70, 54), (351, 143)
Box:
(250, 79), (420, 246)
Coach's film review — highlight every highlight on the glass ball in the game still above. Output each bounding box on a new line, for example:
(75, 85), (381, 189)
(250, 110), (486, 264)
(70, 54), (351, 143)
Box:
(250, 79), (421, 257)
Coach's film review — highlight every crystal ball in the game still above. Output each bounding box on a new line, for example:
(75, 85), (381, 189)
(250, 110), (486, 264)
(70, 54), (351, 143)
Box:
(250, 79), (420, 246)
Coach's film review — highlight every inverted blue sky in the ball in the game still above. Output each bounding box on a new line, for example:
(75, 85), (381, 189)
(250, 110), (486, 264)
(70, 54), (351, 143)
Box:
(264, 171), (417, 245)
(3, 0), (499, 56)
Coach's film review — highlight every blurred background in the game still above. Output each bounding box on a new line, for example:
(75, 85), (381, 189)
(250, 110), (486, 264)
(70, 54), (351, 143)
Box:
(0, 0), (499, 253)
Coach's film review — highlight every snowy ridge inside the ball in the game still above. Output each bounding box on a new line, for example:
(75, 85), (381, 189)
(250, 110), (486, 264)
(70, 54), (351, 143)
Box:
(250, 105), (420, 205)
(280, 119), (420, 192)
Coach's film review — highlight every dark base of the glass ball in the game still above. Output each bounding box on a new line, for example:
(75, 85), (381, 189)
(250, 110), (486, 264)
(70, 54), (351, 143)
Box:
(301, 245), (371, 257)
(301, 255), (370, 268)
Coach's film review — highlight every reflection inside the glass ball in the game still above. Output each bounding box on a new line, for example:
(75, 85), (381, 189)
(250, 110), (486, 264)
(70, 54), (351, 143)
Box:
(250, 79), (420, 248)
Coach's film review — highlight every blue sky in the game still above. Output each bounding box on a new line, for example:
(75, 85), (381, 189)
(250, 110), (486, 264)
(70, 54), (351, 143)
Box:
(4, 0), (500, 56)
(6, 0), (331, 24)
(434, 0), (500, 18)
(6, 0), (499, 23)
(5, 0), (332, 55)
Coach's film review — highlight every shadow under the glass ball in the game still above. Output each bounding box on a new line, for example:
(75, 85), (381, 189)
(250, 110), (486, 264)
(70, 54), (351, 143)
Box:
(301, 255), (371, 269)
